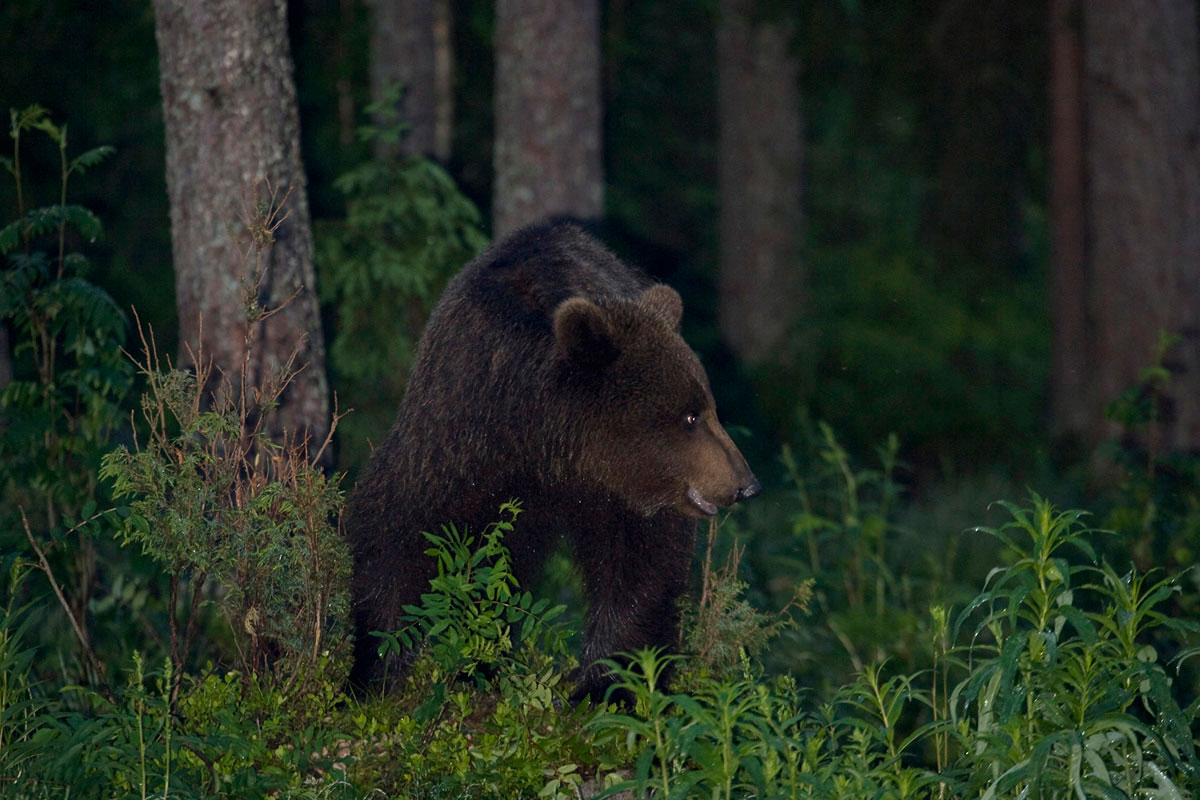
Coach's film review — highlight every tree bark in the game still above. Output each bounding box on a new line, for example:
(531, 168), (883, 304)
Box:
(493, 0), (603, 236)
(1049, 0), (1090, 439)
(1062, 0), (1200, 451)
(153, 0), (330, 454)
(366, 0), (454, 160)
(716, 0), (804, 367)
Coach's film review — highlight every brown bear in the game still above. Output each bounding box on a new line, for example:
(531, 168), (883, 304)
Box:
(343, 221), (760, 700)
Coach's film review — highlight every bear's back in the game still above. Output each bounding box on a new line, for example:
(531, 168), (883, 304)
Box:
(451, 223), (653, 336)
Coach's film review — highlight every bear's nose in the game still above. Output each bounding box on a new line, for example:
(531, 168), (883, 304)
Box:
(736, 478), (762, 501)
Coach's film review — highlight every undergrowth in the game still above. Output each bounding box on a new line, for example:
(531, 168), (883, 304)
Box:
(588, 496), (1200, 799)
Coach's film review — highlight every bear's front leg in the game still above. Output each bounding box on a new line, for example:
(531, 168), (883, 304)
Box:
(570, 510), (695, 704)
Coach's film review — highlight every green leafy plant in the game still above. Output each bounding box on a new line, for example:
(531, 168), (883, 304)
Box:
(0, 638), (353, 797)
(100, 181), (351, 691)
(0, 105), (133, 684)
(100, 319), (351, 691)
(0, 563), (60, 795)
(0, 105), (127, 521)
(345, 505), (599, 799)
(949, 497), (1200, 798)
(378, 501), (571, 699)
(589, 648), (938, 799)
(680, 517), (809, 685)
(744, 422), (927, 689)
(1100, 333), (1200, 589)
(585, 496), (1200, 800)
(316, 88), (489, 471)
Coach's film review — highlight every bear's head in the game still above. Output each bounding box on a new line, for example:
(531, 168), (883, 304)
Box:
(553, 284), (761, 518)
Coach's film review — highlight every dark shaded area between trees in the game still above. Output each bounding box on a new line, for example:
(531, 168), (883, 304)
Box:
(2, 0), (1062, 476)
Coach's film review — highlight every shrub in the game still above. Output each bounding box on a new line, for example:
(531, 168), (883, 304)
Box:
(0, 105), (135, 683)
(100, 268), (351, 692)
(377, 501), (572, 691)
(343, 505), (599, 799)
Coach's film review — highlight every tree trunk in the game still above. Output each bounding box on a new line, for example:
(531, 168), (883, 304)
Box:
(153, 0), (330, 455)
(716, 0), (804, 367)
(366, 0), (454, 159)
(1064, 0), (1200, 451)
(493, 0), (603, 236)
(1049, 0), (1090, 440)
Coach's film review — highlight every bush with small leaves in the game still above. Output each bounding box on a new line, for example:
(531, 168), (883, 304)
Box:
(100, 329), (351, 689)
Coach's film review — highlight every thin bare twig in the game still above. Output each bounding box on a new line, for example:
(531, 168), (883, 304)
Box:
(19, 506), (107, 684)
(310, 392), (349, 470)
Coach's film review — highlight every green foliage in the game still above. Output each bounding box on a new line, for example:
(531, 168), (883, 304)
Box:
(589, 649), (945, 799)
(100, 341), (351, 685)
(8, 403), (1200, 799)
(316, 88), (489, 471)
(343, 506), (598, 799)
(587, 497), (1200, 799)
(948, 497), (1200, 798)
(734, 422), (930, 690)
(380, 501), (571, 694)
(0, 633), (356, 797)
(1104, 332), (1178, 434)
(0, 106), (130, 522)
(801, 238), (1048, 471)
(1099, 333), (1200, 584)
(0, 105), (135, 684)
(1, 253), (130, 508)
(680, 522), (808, 685)
(0, 565), (59, 795)
(791, 1), (1049, 473)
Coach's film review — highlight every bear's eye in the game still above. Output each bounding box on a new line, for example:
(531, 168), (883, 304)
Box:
(683, 412), (699, 429)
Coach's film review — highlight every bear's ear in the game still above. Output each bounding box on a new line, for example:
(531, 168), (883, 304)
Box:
(554, 297), (620, 369)
(638, 284), (683, 330)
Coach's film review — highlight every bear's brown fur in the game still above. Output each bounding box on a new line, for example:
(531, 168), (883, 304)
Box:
(344, 222), (759, 700)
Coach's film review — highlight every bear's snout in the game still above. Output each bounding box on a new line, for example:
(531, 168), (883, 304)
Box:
(703, 414), (759, 506)
(676, 416), (761, 518)
(736, 477), (762, 501)
(681, 469), (759, 518)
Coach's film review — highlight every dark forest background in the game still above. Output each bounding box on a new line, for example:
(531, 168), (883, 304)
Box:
(3, 1), (1200, 797)
(2, 0), (1061, 476)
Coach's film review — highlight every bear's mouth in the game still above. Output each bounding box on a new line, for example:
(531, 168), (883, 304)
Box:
(686, 485), (719, 516)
